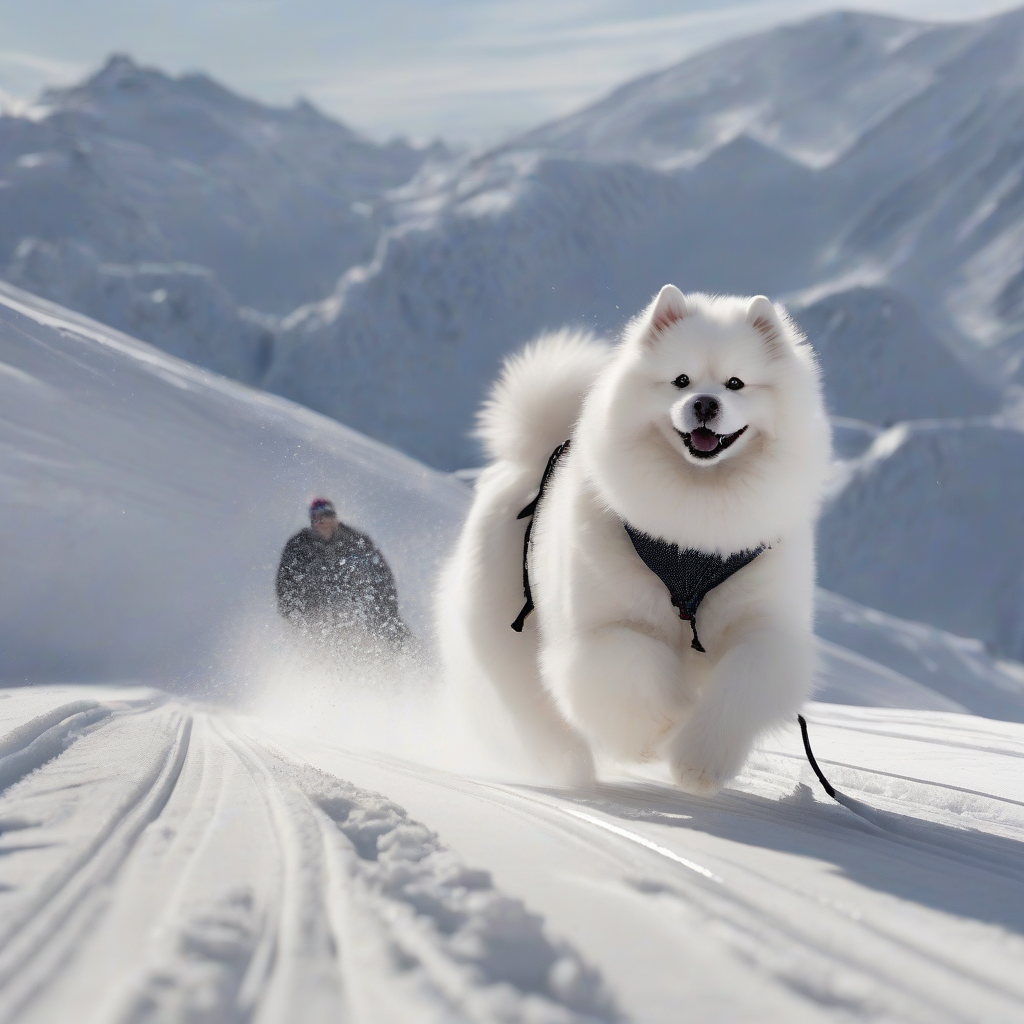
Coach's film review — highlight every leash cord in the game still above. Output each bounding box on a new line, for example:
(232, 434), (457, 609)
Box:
(797, 713), (837, 799)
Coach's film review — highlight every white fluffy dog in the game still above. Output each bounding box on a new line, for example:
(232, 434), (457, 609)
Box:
(439, 285), (831, 792)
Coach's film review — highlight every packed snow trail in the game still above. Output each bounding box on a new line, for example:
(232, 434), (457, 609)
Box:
(287, 708), (1024, 1024)
(0, 687), (616, 1024)
(2, 687), (1024, 1023)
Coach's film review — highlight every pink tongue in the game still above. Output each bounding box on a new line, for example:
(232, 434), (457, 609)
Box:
(690, 427), (720, 452)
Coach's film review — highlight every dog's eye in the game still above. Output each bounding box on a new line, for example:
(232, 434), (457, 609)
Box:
(725, 377), (745, 390)
(672, 373), (690, 389)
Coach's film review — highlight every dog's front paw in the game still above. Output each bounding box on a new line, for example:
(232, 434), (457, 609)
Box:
(667, 728), (749, 796)
(533, 730), (597, 790)
(555, 743), (598, 790)
(670, 759), (728, 795)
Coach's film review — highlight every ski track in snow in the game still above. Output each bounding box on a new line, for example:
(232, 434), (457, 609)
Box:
(2, 687), (1024, 1023)
(0, 687), (616, 1024)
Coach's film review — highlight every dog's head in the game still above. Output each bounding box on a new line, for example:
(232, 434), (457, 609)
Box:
(581, 286), (830, 548)
(633, 285), (794, 467)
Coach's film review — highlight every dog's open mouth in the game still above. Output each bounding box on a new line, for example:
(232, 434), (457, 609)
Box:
(678, 425), (748, 459)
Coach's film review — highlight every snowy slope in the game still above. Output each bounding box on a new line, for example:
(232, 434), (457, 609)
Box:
(815, 589), (1024, 721)
(0, 279), (467, 687)
(791, 286), (998, 424)
(819, 418), (1024, 661)
(5, 285), (1024, 1020)
(8, 273), (1012, 707)
(5, 239), (275, 385)
(0, 688), (617, 1024)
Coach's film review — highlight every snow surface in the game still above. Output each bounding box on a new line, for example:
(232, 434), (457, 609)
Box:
(5, 284), (1024, 1020)
(6, 686), (1024, 1022)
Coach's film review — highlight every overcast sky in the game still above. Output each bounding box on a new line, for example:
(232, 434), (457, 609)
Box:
(0, 0), (1019, 144)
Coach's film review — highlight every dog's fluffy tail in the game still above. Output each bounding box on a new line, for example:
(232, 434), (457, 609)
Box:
(475, 329), (610, 467)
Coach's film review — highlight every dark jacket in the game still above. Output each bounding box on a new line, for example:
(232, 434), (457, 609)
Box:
(275, 522), (409, 644)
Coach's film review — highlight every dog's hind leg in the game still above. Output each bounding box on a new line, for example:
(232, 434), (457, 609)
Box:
(487, 646), (597, 788)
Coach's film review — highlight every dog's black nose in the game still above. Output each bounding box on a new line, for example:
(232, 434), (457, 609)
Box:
(692, 395), (719, 424)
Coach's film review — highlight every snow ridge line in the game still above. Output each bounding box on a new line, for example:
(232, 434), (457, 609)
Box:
(0, 699), (102, 761)
(0, 706), (113, 795)
(0, 710), (193, 1021)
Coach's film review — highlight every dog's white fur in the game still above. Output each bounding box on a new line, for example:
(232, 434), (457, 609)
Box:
(438, 287), (832, 792)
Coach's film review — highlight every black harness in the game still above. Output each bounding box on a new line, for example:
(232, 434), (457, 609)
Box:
(623, 526), (765, 652)
(512, 440), (766, 651)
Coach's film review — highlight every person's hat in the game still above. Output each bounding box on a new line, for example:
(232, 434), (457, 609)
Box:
(309, 497), (336, 520)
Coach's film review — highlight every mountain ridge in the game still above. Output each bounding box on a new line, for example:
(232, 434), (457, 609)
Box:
(0, 53), (448, 313)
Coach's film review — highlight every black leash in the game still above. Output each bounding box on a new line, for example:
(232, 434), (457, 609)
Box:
(797, 714), (894, 835)
(797, 713), (837, 799)
(511, 439), (571, 632)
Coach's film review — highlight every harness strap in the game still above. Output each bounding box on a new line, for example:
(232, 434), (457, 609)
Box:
(511, 439), (571, 632)
(623, 525), (766, 653)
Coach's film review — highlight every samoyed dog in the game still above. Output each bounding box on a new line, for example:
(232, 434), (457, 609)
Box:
(439, 285), (831, 792)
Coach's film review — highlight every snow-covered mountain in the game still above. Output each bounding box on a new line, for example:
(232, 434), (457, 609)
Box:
(5, 238), (275, 384)
(792, 286), (998, 424)
(265, 158), (1003, 468)
(820, 417), (1024, 661)
(512, 10), (982, 171)
(0, 55), (445, 314)
(7, 13), (1023, 457)
(266, 5), (1024, 465)
(513, 3), (1024, 383)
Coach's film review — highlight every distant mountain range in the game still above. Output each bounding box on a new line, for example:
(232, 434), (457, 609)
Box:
(0, 55), (447, 314)
(3, 13), (1024, 659)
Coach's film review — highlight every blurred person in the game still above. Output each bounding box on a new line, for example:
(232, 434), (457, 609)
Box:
(276, 497), (412, 653)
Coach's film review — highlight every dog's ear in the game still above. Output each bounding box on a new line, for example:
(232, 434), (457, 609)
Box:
(646, 284), (688, 340)
(746, 295), (785, 348)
